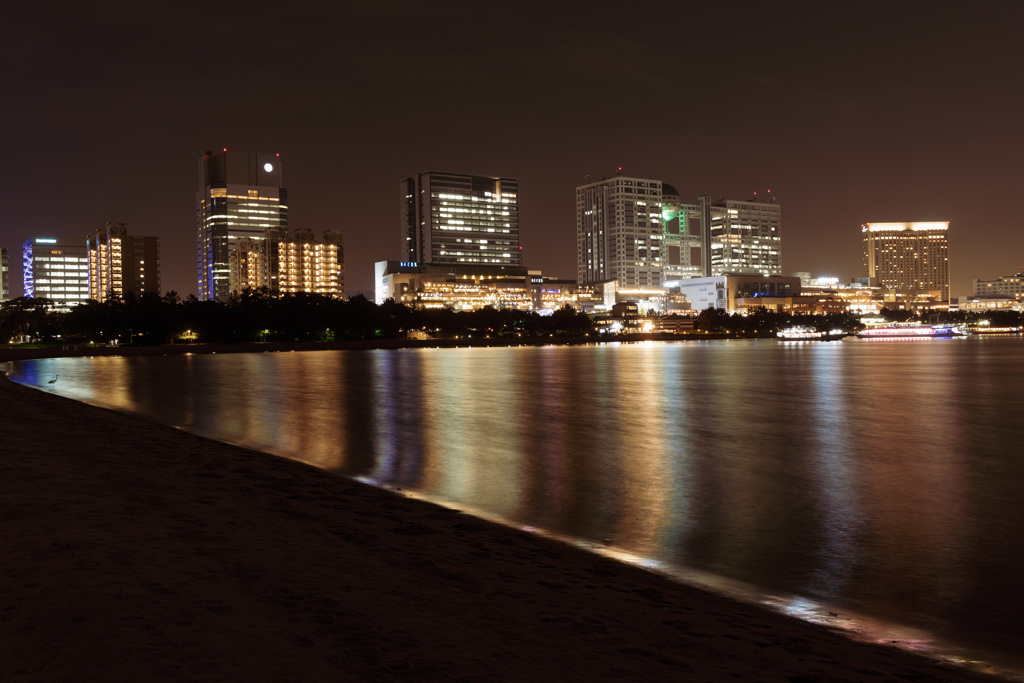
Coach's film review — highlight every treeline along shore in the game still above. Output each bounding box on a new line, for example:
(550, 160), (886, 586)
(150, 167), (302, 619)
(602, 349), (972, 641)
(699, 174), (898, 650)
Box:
(0, 288), (874, 347)
(0, 340), (1012, 680)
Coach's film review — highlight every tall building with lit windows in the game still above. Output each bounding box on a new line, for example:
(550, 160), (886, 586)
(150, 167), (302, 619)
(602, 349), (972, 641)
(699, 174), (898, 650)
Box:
(86, 222), (160, 302)
(863, 222), (950, 302)
(231, 227), (344, 297)
(1, 247), (9, 301)
(576, 175), (664, 287)
(22, 237), (90, 308)
(197, 149), (287, 302)
(401, 172), (520, 267)
(704, 194), (782, 277)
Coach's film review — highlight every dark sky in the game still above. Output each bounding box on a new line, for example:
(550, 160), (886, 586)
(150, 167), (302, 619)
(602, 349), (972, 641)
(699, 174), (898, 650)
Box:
(4, 1), (1023, 299)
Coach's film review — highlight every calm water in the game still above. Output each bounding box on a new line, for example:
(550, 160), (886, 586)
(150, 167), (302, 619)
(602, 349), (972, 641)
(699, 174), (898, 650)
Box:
(9, 338), (1024, 672)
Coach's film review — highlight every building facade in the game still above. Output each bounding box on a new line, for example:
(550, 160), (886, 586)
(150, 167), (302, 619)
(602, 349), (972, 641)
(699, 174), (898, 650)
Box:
(375, 261), (579, 312)
(576, 175), (664, 287)
(674, 274), (802, 314)
(197, 150), (288, 302)
(231, 227), (344, 297)
(705, 194), (782, 277)
(401, 172), (520, 268)
(863, 222), (950, 302)
(86, 222), (160, 302)
(661, 184), (704, 281)
(1, 247), (8, 301)
(973, 272), (1024, 300)
(22, 237), (90, 308)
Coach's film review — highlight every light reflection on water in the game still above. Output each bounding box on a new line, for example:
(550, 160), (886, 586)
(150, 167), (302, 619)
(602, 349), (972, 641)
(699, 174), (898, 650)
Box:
(9, 339), (1024, 673)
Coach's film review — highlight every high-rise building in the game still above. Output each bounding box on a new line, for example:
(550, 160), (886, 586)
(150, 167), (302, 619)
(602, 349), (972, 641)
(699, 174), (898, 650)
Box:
(1, 247), (9, 301)
(401, 172), (520, 268)
(576, 175), (664, 287)
(704, 194), (782, 277)
(86, 222), (160, 302)
(231, 227), (344, 297)
(22, 237), (90, 308)
(197, 149), (287, 302)
(863, 222), (950, 302)
(661, 184), (704, 281)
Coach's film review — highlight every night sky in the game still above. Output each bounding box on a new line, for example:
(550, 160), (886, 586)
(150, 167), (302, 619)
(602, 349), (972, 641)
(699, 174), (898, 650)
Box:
(5, 1), (1023, 300)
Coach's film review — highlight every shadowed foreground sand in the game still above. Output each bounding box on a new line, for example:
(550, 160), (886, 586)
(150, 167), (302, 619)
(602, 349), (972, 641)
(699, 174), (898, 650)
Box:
(0, 373), (1004, 682)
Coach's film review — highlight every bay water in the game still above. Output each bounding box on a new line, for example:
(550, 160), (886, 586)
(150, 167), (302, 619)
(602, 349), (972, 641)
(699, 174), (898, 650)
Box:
(10, 337), (1024, 673)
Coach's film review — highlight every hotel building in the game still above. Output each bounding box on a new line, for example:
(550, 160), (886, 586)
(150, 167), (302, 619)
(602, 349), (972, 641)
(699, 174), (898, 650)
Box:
(863, 222), (950, 302)
(973, 271), (1024, 300)
(22, 237), (90, 308)
(86, 222), (160, 302)
(576, 175), (664, 287)
(197, 149), (287, 302)
(231, 227), (344, 297)
(401, 172), (520, 268)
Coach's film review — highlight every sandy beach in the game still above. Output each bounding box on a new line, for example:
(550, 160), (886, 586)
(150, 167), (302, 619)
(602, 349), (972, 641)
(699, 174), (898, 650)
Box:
(0, 366), (1006, 682)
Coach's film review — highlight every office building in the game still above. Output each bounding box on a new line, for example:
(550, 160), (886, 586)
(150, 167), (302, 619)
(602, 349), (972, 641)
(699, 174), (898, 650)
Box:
(86, 222), (160, 302)
(231, 227), (344, 297)
(1, 247), (8, 301)
(197, 149), (288, 302)
(704, 193), (782, 277)
(863, 222), (950, 302)
(661, 184), (703, 281)
(22, 237), (90, 308)
(401, 172), (520, 267)
(576, 175), (664, 287)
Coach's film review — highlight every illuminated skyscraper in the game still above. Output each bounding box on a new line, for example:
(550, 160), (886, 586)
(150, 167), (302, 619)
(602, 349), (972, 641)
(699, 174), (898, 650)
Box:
(86, 222), (160, 302)
(863, 222), (950, 301)
(1, 247), (8, 301)
(661, 184), (704, 281)
(704, 194), (782, 277)
(22, 237), (90, 308)
(576, 175), (664, 287)
(231, 227), (344, 297)
(401, 172), (520, 267)
(197, 150), (287, 302)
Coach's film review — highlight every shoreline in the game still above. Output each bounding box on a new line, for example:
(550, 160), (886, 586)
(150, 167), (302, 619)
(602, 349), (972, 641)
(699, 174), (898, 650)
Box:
(0, 368), (1009, 681)
(0, 332), (772, 363)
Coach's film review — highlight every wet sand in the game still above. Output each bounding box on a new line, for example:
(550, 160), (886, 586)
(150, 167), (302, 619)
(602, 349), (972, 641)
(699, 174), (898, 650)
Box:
(0, 370), (1005, 682)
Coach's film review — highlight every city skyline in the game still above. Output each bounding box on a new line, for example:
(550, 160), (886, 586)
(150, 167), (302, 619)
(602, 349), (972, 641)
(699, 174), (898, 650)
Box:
(4, 2), (1023, 301)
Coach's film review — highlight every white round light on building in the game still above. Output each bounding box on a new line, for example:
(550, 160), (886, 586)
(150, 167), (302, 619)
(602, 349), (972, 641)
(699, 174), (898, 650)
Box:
(264, 163), (273, 172)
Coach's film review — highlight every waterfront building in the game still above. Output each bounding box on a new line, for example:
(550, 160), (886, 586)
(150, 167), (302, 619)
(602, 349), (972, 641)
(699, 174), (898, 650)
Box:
(661, 184), (704, 281)
(197, 149), (287, 302)
(972, 271), (1024, 300)
(374, 260), (579, 312)
(86, 222), (160, 302)
(231, 227), (344, 297)
(1, 247), (8, 301)
(673, 274), (802, 314)
(862, 222), (950, 302)
(401, 172), (520, 268)
(704, 193), (782, 277)
(576, 175), (665, 287)
(22, 237), (90, 308)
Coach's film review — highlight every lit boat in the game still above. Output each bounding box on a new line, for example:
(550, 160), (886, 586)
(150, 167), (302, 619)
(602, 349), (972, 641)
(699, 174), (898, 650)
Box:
(969, 326), (1020, 335)
(777, 326), (846, 341)
(857, 324), (956, 338)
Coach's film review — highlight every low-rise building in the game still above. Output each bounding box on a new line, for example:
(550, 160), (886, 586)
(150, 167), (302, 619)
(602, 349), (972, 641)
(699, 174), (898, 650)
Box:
(375, 260), (581, 311)
(669, 274), (802, 314)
